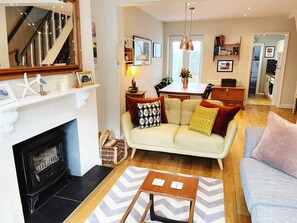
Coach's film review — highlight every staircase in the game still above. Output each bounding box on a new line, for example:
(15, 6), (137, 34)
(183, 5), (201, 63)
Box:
(8, 6), (73, 67)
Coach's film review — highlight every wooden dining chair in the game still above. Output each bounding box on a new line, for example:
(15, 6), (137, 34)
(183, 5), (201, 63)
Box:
(202, 84), (214, 99)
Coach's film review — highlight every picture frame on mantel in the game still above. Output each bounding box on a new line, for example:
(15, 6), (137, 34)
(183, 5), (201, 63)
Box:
(0, 83), (17, 106)
(133, 36), (152, 65)
(265, 46), (275, 58)
(76, 71), (95, 86)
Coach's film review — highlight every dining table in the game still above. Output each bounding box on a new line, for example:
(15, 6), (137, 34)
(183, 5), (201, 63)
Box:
(159, 82), (207, 100)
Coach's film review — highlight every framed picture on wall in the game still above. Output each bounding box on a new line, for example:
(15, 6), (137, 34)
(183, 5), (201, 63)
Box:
(265, 46), (275, 58)
(153, 42), (162, 58)
(217, 60), (234, 72)
(133, 36), (152, 65)
(91, 18), (98, 66)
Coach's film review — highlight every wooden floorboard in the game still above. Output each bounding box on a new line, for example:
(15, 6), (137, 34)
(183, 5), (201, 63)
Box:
(65, 104), (297, 223)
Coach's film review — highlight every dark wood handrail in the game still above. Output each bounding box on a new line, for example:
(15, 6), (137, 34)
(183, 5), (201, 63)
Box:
(8, 6), (33, 43)
(20, 10), (52, 58)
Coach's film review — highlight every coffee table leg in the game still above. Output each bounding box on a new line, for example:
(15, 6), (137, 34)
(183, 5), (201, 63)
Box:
(149, 194), (155, 218)
(149, 193), (188, 223)
(120, 189), (142, 223)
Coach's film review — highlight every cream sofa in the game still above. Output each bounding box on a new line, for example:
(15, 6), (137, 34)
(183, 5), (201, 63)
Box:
(122, 98), (238, 170)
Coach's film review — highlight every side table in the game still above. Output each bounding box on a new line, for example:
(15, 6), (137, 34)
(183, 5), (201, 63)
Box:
(125, 90), (146, 111)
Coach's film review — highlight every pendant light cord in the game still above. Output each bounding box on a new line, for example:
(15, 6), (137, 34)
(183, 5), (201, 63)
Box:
(184, 2), (187, 35)
(190, 7), (194, 39)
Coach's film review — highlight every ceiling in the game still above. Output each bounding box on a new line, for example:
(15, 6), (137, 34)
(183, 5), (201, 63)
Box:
(134, 0), (297, 22)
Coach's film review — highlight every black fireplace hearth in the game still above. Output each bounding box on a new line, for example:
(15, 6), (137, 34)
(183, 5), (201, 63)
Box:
(13, 129), (68, 217)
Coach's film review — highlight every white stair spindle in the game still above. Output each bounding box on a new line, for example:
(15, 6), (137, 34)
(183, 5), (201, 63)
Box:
(45, 20), (49, 57)
(52, 11), (56, 44)
(30, 43), (34, 66)
(38, 32), (42, 66)
(59, 13), (62, 33)
(22, 56), (25, 66)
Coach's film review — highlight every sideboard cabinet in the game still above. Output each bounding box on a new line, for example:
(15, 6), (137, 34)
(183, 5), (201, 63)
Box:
(211, 86), (245, 108)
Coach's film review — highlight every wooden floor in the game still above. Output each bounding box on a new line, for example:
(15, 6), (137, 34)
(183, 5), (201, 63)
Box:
(65, 104), (297, 223)
(247, 94), (272, 106)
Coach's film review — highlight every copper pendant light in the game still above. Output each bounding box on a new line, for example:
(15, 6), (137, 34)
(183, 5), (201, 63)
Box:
(187, 7), (194, 51)
(180, 2), (189, 50)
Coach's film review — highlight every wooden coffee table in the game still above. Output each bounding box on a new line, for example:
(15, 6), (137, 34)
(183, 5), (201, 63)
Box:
(120, 171), (199, 223)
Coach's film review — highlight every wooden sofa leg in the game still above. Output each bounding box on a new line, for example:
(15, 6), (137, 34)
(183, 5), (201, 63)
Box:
(131, 148), (136, 158)
(217, 159), (224, 170)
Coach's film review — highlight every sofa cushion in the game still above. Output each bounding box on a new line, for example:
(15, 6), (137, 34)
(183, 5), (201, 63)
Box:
(240, 158), (297, 213)
(138, 101), (161, 129)
(175, 126), (224, 154)
(200, 99), (240, 137)
(189, 105), (219, 136)
(164, 98), (182, 125)
(181, 99), (223, 125)
(251, 111), (297, 178)
(251, 205), (297, 223)
(126, 96), (168, 125)
(130, 124), (180, 147)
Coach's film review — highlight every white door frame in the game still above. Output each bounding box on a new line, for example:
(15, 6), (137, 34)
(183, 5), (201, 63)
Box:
(273, 33), (290, 107)
(254, 43), (264, 94)
(250, 32), (290, 107)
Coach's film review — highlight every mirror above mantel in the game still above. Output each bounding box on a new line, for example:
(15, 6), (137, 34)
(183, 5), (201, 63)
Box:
(0, 0), (82, 81)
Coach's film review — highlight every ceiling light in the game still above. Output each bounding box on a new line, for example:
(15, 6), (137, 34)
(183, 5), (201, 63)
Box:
(187, 7), (195, 51)
(248, 6), (251, 10)
(244, 13), (247, 16)
(180, 2), (189, 50)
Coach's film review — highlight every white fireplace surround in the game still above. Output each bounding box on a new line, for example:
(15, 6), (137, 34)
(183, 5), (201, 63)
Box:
(0, 83), (100, 222)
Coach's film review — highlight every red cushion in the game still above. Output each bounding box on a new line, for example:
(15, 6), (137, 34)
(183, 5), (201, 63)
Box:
(200, 100), (239, 137)
(126, 96), (168, 125)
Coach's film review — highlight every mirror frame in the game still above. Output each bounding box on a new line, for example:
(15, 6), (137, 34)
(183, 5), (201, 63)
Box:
(0, 0), (82, 81)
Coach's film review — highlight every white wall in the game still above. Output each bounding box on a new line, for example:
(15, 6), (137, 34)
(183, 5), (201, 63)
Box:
(91, 2), (163, 138)
(123, 6), (163, 98)
(163, 16), (297, 107)
(0, 6), (9, 68)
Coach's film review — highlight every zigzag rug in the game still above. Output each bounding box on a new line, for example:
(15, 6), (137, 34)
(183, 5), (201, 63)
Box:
(85, 166), (225, 223)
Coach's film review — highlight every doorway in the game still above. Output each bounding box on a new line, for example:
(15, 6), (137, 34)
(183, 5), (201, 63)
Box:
(247, 33), (288, 106)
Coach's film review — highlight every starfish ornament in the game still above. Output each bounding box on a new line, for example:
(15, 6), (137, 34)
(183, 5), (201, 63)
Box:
(17, 72), (38, 98)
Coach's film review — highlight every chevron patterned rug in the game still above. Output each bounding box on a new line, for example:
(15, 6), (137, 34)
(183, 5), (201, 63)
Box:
(85, 166), (225, 223)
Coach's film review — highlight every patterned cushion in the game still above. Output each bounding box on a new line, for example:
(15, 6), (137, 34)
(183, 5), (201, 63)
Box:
(137, 100), (161, 129)
(189, 105), (219, 136)
(126, 96), (168, 125)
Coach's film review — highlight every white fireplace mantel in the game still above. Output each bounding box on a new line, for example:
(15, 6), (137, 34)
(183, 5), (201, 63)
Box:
(0, 85), (99, 139)
(0, 83), (100, 223)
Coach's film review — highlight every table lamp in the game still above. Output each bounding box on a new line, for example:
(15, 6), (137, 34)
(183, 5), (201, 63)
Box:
(127, 66), (140, 93)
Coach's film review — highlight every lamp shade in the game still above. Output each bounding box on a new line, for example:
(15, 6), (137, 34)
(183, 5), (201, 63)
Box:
(180, 35), (188, 50)
(187, 39), (194, 51)
(136, 52), (149, 62)
(127, 66), (140, 78)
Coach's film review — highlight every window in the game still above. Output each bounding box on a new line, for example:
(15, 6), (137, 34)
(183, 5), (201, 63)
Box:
(168, 35), (203, 83)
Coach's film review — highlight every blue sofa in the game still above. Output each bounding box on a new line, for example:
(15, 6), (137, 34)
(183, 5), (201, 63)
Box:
(240, 127), (297, 223)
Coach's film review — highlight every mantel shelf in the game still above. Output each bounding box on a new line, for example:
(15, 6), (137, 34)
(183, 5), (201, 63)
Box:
(0, 84), (99, 112)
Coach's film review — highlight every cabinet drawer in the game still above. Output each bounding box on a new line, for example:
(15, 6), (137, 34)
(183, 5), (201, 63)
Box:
(211, 88), (244, 101)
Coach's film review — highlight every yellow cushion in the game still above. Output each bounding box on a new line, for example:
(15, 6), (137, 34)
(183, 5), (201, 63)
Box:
(189, 105), (219, 136)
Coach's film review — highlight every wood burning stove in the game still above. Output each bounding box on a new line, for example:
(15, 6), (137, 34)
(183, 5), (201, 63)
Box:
(13, 129), (68, 217)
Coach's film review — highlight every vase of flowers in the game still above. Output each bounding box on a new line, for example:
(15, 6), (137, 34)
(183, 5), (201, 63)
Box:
(180, 68), (192, 88)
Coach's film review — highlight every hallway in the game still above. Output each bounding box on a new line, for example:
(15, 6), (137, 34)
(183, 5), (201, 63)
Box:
(247, 94), (272, 106)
